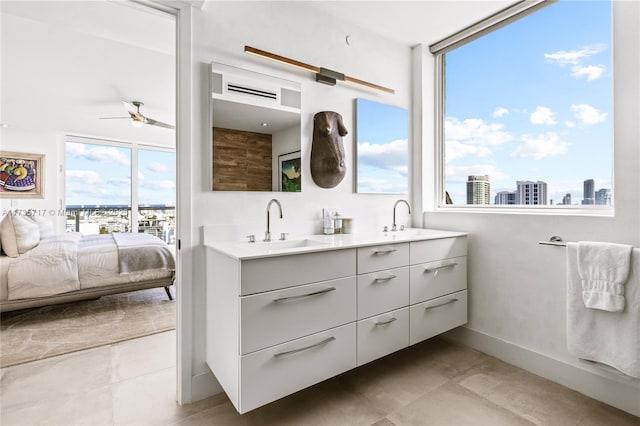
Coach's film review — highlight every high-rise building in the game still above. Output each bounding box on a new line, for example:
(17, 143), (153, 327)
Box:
(562, 193), (572, 205)
(466, 175), (490, 204)
(582, 179), (595, 205)
(516, 181), (548, 205)
(595, 188), (611, 205)
(495, 191), (516, 205)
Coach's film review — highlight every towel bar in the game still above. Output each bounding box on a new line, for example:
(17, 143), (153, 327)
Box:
(539, 236), (568, 246)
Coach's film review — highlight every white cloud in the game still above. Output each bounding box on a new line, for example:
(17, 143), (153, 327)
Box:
(544, 44), (607, 82)
(66, 170), (102, 185)
(445, 164), (508, 183)
(445, 118), (512, 146)
(147, 162), (170, 174)
(141, 180), (176, 191)
(446, 141), (491, 164)
(108, 177), (130, 186)
(544, 44), (607, 65)
(529, 106), (557, 125)
(492, 107), (509, 118)
(66, 143), (130, 167)
(565, 121), (576, 128)
(571, 65), (604, 81)
(571, 104), (607, 125)
(512, 132), (569, 160)
(444, 117), (512, 162)
(357, 176), (408, 194)
(357, 139), (408, 172)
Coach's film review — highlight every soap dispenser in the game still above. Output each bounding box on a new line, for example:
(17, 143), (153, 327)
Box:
(323, 210), (335, 235)
(333, 212), (343, 234)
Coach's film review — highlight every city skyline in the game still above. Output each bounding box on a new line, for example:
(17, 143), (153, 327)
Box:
(444, 0), (612, 205)
(485, 176), (611, 206)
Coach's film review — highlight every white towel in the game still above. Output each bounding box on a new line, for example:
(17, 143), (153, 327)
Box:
(577, 241), (632, 312)
(567, 243), (640, 378)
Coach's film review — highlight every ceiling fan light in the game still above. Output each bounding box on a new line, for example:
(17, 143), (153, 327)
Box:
(131, 119), (144, 128)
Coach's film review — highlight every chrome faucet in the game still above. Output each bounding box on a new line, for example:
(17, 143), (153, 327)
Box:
(392, 199), (411, 231)
(264, 199), (283, 242)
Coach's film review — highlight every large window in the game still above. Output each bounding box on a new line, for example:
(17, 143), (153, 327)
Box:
(434, 0), (612, 209)
(65, 138), (175, 242)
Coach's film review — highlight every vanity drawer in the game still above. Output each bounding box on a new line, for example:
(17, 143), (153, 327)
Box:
(240, 323), (356, 414)
(357, 307), (409, 366)
(410, 237), (467, 265)
(241, 248), (356, 295)
(357, 267), (409, 320)
(409, 290), (467, 345)
(409, 257), (466, 305)
(357, 243), (409, 274)
(240, 276), (356, 354)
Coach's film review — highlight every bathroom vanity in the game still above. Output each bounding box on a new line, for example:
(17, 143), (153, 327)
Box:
(205, 229), (467, 413)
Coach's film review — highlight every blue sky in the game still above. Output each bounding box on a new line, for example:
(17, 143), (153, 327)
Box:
(66, 142), (175, 206)
(356, 98), (408, 193)
(444, 0), (611, 205)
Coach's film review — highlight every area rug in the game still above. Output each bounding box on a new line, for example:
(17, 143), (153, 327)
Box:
(0, 287), (175, 368)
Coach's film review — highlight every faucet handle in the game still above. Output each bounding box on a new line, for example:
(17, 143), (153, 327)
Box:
(383, 226), (389, 232)
(246, 235), (256, 243)
(400, 225), (405, 231)
(280, 232), (288, 241)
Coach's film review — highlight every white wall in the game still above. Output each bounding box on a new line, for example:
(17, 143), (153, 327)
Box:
(190, 1), (413, 393)
(419, 0), (640, 414)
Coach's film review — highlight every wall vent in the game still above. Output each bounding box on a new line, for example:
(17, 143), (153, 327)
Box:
(226, 83), (278, 100)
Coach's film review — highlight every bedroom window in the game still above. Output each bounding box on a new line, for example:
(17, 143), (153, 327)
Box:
(432, 0), (612, 211)
(65, 138), (175, 240)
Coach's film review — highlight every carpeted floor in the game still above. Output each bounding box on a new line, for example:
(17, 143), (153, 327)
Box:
(0, 287), (175, 368)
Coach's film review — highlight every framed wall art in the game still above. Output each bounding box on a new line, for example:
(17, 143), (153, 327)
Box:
(278, 150), (301, 192)
(0, 151), (45, 198)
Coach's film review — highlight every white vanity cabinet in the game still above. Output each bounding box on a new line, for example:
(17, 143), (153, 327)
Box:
(206, 247), (357, 414)
(409, 238), (468, 345)
(206, 231), (467, 414)
(354, 237), (467, 367)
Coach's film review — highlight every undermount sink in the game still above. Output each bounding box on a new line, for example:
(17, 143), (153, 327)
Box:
(239, 238), (330, 254)
(381, 228), (439, 238)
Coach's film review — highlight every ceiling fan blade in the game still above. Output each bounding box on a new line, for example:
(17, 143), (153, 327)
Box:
(121, 100), (136, 112)
(99, 116), (130, 120)
(145, 117), (175, 129)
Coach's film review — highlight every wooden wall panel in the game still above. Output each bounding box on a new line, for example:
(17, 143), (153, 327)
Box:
(212, 127), (272, 191)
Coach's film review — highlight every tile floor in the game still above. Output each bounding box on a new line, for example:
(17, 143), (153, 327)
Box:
(1, 331), (637, 426)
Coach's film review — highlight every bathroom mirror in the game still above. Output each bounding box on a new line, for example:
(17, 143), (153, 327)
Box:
(211, 63), (302, 192)
(355, 98), (408, 194)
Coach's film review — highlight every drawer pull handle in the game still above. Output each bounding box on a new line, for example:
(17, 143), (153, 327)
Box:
(374, 274), (397, 282)
(375, 317), (397, 326)
(274, 336), (336, 358)
(273, 286), (336, 303)
(424, 298), (459, 310)
(373, 247), (397, 255)
(424, 262), (458, 273)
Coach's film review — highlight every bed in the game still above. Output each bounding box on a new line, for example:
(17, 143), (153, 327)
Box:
(0, 213), (175, 313)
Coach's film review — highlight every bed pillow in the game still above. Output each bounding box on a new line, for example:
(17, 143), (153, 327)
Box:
(32, 216), (56, 239)
(0, 214), (40, 257)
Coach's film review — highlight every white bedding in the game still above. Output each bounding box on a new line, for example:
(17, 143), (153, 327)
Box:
(2, 233), (174, 301)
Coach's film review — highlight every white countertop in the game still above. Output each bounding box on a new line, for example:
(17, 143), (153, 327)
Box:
(204, 228), (467, 260)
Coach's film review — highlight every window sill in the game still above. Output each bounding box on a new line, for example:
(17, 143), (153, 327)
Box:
(433, 205), (614, 217)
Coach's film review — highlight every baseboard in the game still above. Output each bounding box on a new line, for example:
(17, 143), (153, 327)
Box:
(191, 370), (223, 403)
(443, 326), (640, 417)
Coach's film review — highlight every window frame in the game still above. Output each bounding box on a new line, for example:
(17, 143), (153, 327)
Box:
(431, 0), (614, 217)
(64, 134), (176, 230)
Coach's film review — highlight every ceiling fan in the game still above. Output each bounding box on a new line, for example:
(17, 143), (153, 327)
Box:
(100, 100), (175, 129)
